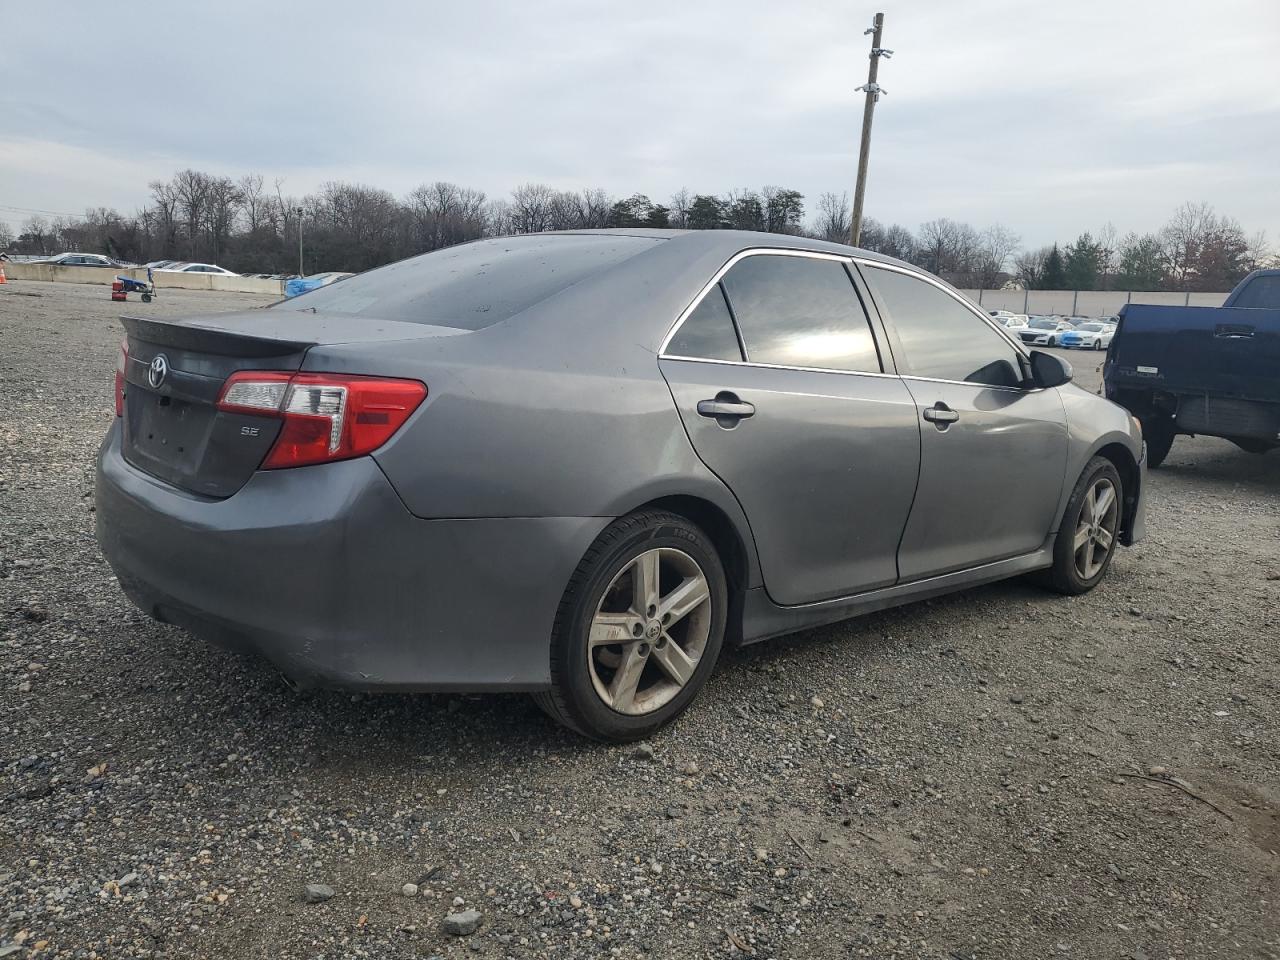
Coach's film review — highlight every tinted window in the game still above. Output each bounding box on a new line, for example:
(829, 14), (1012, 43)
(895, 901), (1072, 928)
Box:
(1231, 274), (1280, 309)
(279, 234), (658, 329)
(667, 285), (743, 361)
(861, 266), (1023, 388)
(719, 255), (880, 372)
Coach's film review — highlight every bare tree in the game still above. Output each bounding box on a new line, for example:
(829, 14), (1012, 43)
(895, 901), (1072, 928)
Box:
(508, 183), (556, 234)
(880, 224), (916, 261)
(148, 179), (180, 256)
(813, 192), (850, 243)
(239, 174), (267, 235)
(1246, 230), (1274, 270)
(1013, 246), (1052, 289)
(204, 176), (244, 262)
(976, 224), (1021, 289)
(668, 188), (692, 230)
(172, 169), (211, 259)
(1159, 200), (1215, 289)
(1096, 221), (1118, 290)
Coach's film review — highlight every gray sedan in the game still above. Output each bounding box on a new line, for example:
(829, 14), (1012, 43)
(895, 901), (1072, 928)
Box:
(96, 230), (1146, 741)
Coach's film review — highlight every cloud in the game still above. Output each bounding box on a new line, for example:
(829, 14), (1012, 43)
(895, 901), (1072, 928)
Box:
(1, 0), (1277, 246)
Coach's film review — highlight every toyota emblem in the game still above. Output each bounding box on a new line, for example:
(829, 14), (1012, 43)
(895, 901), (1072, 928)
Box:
(147, 354), (169, 389)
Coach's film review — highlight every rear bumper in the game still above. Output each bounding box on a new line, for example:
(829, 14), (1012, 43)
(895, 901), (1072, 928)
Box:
(95, 423), (608, 690)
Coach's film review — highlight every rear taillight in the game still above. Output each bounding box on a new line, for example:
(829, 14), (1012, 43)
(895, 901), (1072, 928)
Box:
(216, 372), (426, 469)
(114, 341), (128, 416)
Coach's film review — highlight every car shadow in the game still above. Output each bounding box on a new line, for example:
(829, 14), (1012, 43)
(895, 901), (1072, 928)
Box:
(138, 573), (1053, 775)
(1155, 439), (1280, 496)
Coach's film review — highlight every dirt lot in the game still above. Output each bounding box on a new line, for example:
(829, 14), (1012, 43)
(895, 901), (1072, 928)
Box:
(1, 279), (1277, 960)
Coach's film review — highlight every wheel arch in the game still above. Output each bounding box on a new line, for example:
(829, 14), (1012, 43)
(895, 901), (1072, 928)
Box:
(1093, 441), (1141, 544)
(629, 493), (753, 645)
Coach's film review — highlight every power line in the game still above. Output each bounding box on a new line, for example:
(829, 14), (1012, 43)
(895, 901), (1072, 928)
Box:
(0, 202), (84, 218)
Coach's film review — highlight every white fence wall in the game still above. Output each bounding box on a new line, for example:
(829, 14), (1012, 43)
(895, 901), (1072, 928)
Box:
(960, 288), (1227, 317)
(1, 261), (285, 296)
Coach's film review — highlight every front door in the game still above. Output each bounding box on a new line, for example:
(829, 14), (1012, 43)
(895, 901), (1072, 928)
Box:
(659, 252), (921, 605)
(858, 262), (1069, 580)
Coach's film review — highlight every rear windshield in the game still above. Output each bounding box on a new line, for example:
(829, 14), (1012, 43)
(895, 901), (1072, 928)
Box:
(1231, 274), (1280, 309)
(276, 234), (659, 329)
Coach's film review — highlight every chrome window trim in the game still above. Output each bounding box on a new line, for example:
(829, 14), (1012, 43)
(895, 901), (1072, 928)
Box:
(660, 354), (1030, 393)
(659, 353), (902, 381)
(658, 247), (1037, 392)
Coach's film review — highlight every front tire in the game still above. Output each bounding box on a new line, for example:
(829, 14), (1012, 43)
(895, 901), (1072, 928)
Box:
(1039, 456), (1123, 595)
(534, 510), (727, 742)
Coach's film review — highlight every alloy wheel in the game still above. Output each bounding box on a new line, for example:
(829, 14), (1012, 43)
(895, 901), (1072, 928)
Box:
(1073, 477), (1118, 580)
(587, 548), (711, 716)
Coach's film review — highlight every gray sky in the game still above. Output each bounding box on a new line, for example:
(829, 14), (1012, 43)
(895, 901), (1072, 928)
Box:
(3, 0), (1278, 248)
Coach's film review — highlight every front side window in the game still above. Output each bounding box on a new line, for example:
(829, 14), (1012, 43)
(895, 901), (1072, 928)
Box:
(666, 284), (743, 361)
(860, 265), (1024, 388)
(718, 254), (881, 373)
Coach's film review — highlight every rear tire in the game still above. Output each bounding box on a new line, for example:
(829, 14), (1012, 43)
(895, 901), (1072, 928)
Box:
(1142, 415), (1176, 468)
(534, 510), (727, 742)
(1038, 456), (1124, 596)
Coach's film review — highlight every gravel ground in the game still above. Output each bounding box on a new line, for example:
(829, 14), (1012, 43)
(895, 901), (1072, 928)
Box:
(1, 279), (1278, 960)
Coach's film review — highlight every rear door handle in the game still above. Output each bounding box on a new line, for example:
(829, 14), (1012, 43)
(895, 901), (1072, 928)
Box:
(697, 393), (755, 426)
(922, 403), (959, 427)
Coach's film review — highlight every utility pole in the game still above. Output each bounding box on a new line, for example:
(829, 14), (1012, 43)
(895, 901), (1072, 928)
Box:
(850, 12), (891, 247)
(295, 206), (304, 277)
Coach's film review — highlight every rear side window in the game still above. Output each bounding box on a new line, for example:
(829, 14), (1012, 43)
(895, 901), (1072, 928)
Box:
(1230, 274), (1280, 309)
(861, 265), (1024, 388)
(279, 234), (659, 329)
(718, 254), (881, 373)
(667, 285), (743, 361)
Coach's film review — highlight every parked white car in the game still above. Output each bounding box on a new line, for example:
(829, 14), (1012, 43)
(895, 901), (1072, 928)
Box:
(1016, 316), (1076, 347)
(157, 262), (239, 277)
(1058, 321), (1116, 351)
(991, 311), (1029, 329)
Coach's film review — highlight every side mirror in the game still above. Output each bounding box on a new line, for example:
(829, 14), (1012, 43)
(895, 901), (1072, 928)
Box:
(1028, 350), (1072, 388)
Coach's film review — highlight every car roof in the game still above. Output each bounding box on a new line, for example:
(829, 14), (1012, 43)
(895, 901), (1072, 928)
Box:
(533, 228), (915, 270)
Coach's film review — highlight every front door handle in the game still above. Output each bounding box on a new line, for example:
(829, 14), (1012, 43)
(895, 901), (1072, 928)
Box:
(922, 403), (960, 428)
(697, 392), (755, 428)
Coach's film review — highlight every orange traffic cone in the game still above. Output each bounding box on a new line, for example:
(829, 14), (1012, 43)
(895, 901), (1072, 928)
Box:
(0, 267), (8, 283)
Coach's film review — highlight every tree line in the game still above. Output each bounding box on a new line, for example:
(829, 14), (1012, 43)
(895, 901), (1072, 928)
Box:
(2, 169), (1273, 292)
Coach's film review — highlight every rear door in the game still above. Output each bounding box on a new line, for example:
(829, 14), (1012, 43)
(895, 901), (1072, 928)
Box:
(660, 251), (921, 605)
(857, 262), (1068, 581)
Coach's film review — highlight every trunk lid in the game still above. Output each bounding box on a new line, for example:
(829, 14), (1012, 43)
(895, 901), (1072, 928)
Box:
(120, 310), (456, 498)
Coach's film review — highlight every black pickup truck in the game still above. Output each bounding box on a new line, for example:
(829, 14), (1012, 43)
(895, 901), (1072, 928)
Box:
(1104, 269), (1280, 467)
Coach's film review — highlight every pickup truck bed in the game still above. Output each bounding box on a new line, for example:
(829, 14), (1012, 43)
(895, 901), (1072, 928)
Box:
(1104, 269), (1280, 466)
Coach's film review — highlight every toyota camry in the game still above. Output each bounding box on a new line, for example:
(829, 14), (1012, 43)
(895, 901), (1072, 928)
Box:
(96, 230), (1146, 741)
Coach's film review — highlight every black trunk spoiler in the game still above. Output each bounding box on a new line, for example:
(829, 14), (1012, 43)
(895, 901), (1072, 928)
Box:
(121, 314), (315, 359)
